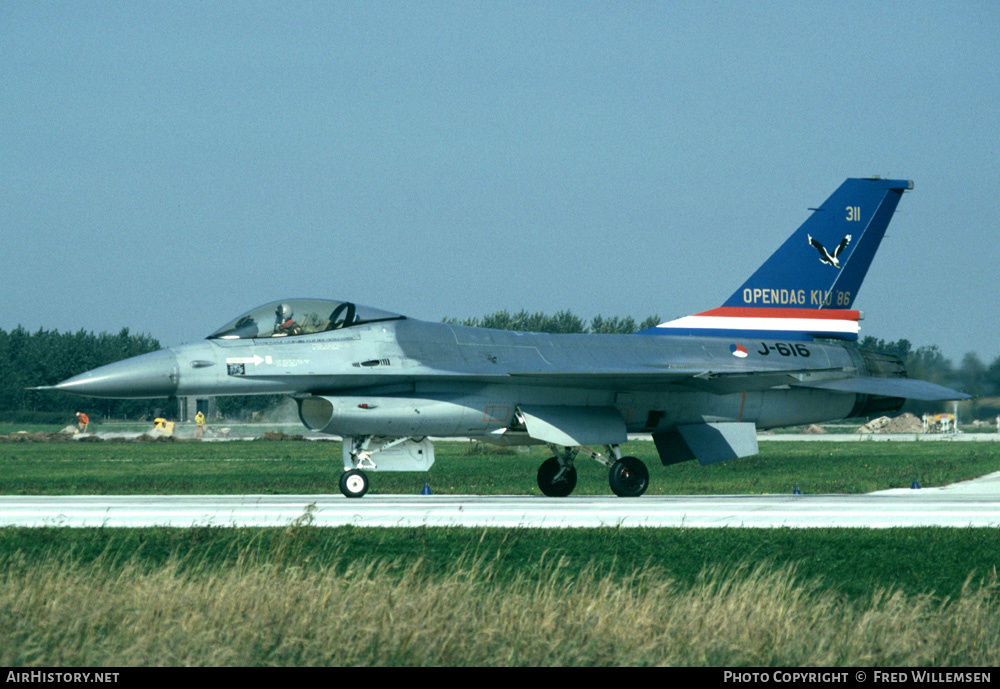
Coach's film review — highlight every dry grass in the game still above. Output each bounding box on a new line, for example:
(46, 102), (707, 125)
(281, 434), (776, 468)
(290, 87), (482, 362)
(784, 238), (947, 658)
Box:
(2, 548), (998, 667)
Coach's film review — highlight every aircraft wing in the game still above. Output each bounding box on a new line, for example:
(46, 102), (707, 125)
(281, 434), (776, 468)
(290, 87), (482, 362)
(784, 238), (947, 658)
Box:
(236, 363), (970, 402)
(507, 367), (848, 394)
(508, 368), (970, 401)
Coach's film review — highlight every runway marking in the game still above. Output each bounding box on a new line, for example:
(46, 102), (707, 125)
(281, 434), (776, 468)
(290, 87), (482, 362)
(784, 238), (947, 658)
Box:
(2, 486), (999, 529)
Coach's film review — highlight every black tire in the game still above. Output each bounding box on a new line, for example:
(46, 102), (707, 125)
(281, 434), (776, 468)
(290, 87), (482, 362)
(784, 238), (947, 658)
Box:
(609, 456), (649, 497)
(537, 456), (577, 497)
(339, 469), (370, 498)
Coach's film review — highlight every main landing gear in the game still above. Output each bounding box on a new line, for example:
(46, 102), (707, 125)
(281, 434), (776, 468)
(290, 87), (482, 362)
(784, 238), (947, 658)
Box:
(535, 444), (649, 498)
(608, 456), (649, 498)
(537, 455), (578, 497)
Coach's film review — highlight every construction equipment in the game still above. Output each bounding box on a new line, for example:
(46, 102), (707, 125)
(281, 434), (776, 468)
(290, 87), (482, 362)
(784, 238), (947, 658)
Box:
(151, 417), (175, 437)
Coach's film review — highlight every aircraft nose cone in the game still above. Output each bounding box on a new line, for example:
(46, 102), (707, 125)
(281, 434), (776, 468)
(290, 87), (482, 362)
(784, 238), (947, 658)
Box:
(54, 349), (180, 398)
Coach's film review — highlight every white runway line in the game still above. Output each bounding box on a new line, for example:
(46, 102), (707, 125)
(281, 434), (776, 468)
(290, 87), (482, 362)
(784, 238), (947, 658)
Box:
(2, 473), (999, 529)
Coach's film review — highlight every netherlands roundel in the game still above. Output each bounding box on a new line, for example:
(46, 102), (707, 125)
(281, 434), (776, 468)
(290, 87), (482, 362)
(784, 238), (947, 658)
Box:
(730, 344), (748, 358)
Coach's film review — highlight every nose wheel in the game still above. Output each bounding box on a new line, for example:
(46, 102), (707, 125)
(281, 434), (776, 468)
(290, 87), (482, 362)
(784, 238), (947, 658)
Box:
(609, 457), (648, 497)
(339, 469), (370, 498)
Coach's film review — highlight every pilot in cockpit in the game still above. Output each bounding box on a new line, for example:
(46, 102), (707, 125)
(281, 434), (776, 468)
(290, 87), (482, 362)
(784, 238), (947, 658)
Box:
(273, 303), (301, 336)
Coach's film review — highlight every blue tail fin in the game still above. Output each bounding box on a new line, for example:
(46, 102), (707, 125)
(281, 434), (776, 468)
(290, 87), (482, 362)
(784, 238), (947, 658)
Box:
(725, 177), (912, 310)
(641, 178), (912, 341)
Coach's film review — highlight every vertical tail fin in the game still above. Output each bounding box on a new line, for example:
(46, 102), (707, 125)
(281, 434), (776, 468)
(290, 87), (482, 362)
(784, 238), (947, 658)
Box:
(642, 177), (913, 341)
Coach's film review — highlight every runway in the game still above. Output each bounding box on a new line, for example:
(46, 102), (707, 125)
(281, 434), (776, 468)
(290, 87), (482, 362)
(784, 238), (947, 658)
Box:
(2, 472), (999, 528)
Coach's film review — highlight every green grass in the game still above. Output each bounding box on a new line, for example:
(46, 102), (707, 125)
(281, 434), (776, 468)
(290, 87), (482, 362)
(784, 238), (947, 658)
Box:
(0, 438), (997, 495)
(1, 527), (998, 666)
(1, 526), (997, 601)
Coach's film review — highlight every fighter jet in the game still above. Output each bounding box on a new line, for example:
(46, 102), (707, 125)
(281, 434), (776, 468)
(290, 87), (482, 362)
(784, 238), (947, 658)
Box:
(47, 177), (969, 498)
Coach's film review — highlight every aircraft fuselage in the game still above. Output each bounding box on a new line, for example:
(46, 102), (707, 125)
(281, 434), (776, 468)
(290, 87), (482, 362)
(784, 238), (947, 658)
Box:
(64, 317), (891, 441)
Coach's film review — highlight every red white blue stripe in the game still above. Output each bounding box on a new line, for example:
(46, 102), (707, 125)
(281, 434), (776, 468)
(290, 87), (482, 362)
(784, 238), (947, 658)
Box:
(641, 307), (861, 342)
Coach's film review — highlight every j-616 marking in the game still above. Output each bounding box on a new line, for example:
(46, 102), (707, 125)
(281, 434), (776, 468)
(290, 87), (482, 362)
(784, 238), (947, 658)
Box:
(757, 343), (811, 357)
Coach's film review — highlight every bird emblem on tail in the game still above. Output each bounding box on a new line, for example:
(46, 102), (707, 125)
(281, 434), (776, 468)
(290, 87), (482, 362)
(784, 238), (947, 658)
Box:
(807, 234), (852, 268)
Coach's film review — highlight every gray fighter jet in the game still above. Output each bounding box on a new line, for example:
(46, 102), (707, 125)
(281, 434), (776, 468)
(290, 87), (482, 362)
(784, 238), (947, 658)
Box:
(48, 178), (969, 497)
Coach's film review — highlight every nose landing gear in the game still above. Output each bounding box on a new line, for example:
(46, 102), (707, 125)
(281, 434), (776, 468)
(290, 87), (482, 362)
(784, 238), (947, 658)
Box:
(339, 469), (369, 498)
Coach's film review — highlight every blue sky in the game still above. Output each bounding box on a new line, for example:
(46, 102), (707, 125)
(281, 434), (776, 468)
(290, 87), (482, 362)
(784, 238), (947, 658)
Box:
(3, 1), (998, 363)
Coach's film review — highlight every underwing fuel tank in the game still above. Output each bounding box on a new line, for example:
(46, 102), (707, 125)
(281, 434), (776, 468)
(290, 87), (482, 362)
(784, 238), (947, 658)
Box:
(297, 394), (513, 437)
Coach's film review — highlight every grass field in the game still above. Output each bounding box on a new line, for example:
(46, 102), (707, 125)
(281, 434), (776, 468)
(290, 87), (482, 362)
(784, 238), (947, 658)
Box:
(1, 526), (998, 666)
(0, 437), (998, 495)
(2, 525), (997, 600)
(1, 437), (998, 666)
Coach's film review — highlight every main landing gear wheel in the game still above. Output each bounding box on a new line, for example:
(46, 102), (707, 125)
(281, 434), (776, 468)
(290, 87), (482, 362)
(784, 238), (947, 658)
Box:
(609, 456), (649, 497)
(339, 469), (370, 498)
(537, 456), (577, 497)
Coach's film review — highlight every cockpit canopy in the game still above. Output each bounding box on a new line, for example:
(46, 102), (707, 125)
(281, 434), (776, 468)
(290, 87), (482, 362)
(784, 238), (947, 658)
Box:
(207, 299), (403, 340)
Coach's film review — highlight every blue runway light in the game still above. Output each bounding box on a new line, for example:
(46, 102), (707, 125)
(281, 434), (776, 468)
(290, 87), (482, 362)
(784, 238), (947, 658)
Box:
(911, 480), (921, 489)
(793, 485), (802, 495)
(421, 480), (432, 495)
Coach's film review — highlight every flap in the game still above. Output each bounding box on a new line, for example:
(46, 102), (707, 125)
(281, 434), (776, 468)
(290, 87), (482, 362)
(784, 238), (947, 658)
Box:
(518, 405), (627, 447)
(653, 422), (758, 466)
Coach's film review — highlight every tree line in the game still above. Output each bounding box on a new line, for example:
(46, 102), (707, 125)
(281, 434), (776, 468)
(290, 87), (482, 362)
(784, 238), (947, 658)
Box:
(2, 315), (998, 422)
(0, 326), (165, 422)
(445, 310), (661, 334)
(0, 326), (276, 423)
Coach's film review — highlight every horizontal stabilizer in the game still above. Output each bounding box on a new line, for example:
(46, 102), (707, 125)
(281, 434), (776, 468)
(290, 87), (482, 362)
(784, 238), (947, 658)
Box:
(653, 422), (759, 467)
(793, 377), (971, 401)
(518, 405), (627, 447)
